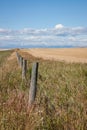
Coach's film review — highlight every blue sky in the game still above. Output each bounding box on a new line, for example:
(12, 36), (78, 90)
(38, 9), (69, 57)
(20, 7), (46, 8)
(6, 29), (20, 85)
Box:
(0, 0), (87, 48)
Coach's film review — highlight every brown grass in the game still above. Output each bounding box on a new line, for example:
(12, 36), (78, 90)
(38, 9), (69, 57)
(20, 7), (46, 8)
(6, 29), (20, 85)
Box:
(20, 48), (87, 63)
(0, 50), (87, 130)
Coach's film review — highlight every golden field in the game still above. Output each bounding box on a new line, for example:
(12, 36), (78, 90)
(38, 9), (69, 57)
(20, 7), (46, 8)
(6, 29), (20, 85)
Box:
(21, 48), (87, 63)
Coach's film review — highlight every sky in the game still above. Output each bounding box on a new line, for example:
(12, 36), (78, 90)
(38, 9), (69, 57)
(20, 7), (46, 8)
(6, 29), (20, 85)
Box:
(0, 0), (87, 48)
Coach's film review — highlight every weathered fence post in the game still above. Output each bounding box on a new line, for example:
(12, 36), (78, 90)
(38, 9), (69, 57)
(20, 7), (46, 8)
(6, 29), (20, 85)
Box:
(22, 59), (27, 79)
(29, 62), (39, 107)
(20, 56), (23, 68)
(16, 52), (20, 65)
(16, 52), (18, 60)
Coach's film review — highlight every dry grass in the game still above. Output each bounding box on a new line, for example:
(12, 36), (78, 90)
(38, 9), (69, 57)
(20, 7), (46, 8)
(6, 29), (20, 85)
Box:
(0, 49), (87, 130)
(21, 48), (87, 63)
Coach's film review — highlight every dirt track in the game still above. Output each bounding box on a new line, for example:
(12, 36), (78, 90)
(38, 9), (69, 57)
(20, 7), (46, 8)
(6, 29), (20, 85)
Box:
(21, 48), (87, 63)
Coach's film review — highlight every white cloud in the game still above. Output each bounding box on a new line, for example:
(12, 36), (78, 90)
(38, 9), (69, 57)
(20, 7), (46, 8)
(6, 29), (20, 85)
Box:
(68, 37), (76, 41)
(0, 24), (87, 48)
(55, 24), (64, 29)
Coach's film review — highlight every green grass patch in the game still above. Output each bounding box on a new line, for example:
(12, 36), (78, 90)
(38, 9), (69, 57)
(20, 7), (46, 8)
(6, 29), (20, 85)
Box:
(0, 50), (13, 66)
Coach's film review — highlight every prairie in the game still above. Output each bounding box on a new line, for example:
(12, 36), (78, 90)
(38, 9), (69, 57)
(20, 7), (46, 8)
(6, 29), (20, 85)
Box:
(0, 49), (87, 130)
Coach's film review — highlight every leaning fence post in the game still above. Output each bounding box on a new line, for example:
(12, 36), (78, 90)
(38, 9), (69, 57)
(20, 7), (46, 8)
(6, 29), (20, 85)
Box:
(22, 59), (27, 79)
(29, 62), (39, 107)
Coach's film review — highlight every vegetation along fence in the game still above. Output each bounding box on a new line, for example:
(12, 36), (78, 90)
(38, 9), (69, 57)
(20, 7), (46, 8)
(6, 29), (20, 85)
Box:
(16, 52), (39, 108)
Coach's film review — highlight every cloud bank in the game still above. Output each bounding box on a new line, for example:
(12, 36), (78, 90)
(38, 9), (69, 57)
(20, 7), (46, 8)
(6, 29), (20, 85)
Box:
(0, 24), (87, 48)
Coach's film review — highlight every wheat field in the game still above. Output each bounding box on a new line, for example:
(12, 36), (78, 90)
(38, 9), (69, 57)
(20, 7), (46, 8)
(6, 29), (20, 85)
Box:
(21, 48), (87, 63)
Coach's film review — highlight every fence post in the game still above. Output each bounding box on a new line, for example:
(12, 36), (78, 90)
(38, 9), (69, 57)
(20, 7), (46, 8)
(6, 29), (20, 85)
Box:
(16, 52), (18, 60)
(29, 62), (39, 107)
(16, 52), (20, 65)
(20, 56), (23, 68)
(22, 59), (27, 79)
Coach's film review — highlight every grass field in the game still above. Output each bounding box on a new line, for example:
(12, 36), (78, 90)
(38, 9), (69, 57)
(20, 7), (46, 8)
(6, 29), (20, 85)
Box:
(0, 49), (87, 130)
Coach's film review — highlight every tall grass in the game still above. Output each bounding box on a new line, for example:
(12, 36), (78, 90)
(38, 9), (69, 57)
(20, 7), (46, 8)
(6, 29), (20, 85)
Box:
(0, 50), (13, 66)
(0, 50), (87, 130)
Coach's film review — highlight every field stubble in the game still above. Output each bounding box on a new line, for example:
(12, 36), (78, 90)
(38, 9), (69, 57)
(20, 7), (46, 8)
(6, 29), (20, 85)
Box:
(21, 48), (87, 63)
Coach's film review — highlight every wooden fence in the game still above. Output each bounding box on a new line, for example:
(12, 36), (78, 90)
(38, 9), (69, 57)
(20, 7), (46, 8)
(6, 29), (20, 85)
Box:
(16, 52), (38, 108)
